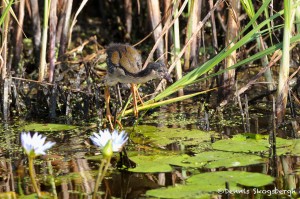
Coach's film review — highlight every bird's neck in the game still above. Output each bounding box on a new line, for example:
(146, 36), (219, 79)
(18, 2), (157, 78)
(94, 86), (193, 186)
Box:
(124, 68), (156, 84)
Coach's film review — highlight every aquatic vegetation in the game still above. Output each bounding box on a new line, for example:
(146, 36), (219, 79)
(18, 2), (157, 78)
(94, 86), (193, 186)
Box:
(90, 129), (128, 152)
(21, 132), (55, 198)
(90, 129), (128, 199)
(146, 171), (274, 198)
(21, 132), (56, 157)
(21, 123), (77, 132)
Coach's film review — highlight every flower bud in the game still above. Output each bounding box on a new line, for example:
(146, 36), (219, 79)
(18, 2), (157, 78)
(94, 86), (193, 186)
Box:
(102, 139), (113, 158)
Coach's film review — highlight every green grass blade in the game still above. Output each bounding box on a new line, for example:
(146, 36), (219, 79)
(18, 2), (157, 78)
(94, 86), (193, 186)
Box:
(0, 0), (14, 26)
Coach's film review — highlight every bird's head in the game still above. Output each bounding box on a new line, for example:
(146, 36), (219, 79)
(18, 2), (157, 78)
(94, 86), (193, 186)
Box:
(147, 62), (173, 83)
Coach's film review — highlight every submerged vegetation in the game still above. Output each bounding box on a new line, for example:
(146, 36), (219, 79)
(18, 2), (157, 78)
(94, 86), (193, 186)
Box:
(0, 0), (300, 198)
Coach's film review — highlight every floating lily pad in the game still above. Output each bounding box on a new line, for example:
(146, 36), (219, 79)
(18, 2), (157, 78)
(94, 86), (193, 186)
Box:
(128, 125), (214, 147)
(186, 151), (265, 169)
(20, 123), (77, 132)
(212, 133), (293, 154)
(129, 155), (190, 173)
(187, 171), (274, 188)
(165, 151), (264, 168)
(277, 139), (300, 156)
(129, 151), (265, 172)
(146, 171), (274, 198)
(146, 184), (211, 199)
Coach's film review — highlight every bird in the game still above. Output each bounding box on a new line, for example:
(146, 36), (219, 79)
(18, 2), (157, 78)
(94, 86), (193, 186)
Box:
(104, 43), (172, 129)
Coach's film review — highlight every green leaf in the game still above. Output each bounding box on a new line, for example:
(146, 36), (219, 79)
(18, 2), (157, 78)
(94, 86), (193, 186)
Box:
(146, 171), (274, 198)
(212, 134), (293, 154)
(187, 171), (274, 188)
(129, 155), (176, 173)
(20, 123), (77, 132)
(128, 125), (214, 147)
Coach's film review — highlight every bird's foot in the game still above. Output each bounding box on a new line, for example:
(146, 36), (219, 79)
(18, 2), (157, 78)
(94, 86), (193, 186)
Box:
(106, 114), (123, 130)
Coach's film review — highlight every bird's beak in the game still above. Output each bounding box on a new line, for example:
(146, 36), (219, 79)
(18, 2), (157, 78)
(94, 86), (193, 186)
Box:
(164, 72), (173, 83)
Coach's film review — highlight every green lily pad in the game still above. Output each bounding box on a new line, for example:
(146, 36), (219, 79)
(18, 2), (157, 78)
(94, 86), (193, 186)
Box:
(146, 171), (274, 198)
(164, 151), (264, 168)
(188, 151), (265, 169)
(129, 151), (265, 173)
(20, 123), (77, 132)
(146, 184), (211, 199)
(276, 139), (300, 156)
(128, 125), (214, 147)
(129, 155), (190, 173)
(212, 133), (293, 154)
(187, 171), (274, 188)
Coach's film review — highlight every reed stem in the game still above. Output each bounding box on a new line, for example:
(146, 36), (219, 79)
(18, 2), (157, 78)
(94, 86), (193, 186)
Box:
(92, 157), (111, 199)
(28, 156), (41, 198)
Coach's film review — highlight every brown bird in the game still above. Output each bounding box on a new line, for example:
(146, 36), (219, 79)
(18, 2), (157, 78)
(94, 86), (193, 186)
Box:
(104, 43), (172, 129)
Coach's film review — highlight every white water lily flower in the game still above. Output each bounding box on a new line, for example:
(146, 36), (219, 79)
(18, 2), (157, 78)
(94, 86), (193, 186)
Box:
(90, 129), (128, 152)
(21, 132), (56, 157)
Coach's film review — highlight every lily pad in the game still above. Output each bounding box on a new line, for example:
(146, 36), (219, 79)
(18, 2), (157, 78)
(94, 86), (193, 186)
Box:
(187, 171), (274, 188)
(129, 151), (265, 173)
(146, 184), (211, 199)
(129, 155), (190, 173)
(276, 139), (300, 156)
(20, 123), (77, 132)
(212, 133), (293, 154)
(128, 125), (214, 147)
(164, 151), (264, 168)
(146, 171), (274, 198)
(187, 151), (265, 169)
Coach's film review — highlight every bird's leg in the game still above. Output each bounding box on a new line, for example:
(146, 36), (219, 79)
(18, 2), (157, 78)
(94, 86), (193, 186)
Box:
(130, 83), (139, 117)
(105, 86), (123, 130)
(113, 84), (123, 128)
(105, 86), (114, 129)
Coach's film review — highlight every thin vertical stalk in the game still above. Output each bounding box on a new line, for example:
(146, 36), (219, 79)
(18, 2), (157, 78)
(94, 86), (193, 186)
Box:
(68, 0), (87, 50)
(47, 160), (58, 199)
(1, 0), (12, 80)
(184, 0), (193, 71)
(271, 96), (277, 177)
(39, 0), (51, 81)
(59, 0), (73, 58)
(124, 0), (132, 40)
(28, 157), (41, 197)
(147, 0), (164, 59)
(221, 0), (239, 100)
(173, 0), (183, 96)
(276, 0), (292, 123)
(48, 0), (57, 83)
(30, 0), (41, 68)
(184, 0), (201, 71)
(1, 0), (12, 122)
(13, 0), (25, 72)
(92, 157), (111, 199)
(163, 0), (172, 62)
(209, 0), (218, 55)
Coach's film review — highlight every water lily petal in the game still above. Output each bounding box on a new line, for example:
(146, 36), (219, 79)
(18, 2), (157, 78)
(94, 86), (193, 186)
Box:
(90, 129), (128, 152)
(21, 132), (55, 157)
